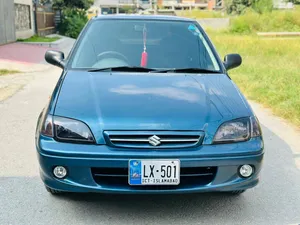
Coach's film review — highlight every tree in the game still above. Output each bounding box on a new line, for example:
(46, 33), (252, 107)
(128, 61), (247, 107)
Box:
(225, 0), (273, 14)
(53, 0), (93, 10)
(252, 0), (273, 14)
(224, 0), (251, 14)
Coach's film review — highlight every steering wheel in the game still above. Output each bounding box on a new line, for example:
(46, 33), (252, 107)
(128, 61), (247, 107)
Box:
(97, 51), (129, 65)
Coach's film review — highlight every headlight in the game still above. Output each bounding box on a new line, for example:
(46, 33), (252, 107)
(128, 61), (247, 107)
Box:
(213, 116), (261, 144)
(41, 115), (95, 143)
(54, 116), (95, 143)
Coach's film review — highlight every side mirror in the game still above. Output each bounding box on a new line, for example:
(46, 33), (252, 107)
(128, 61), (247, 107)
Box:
(45, 50), (65, 69)
(224, 54), (242, 71)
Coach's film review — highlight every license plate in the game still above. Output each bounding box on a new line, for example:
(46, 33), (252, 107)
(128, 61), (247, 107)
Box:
(128, 160), (180, 185)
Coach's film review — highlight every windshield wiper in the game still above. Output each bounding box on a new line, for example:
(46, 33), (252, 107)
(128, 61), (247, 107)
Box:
(88, 66), (157, 73)
(152, 68), (221, 74)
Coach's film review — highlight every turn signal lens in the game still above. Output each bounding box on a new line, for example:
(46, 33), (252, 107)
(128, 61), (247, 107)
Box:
(41, 115), (53, 137)
(250, 116), (262, 137)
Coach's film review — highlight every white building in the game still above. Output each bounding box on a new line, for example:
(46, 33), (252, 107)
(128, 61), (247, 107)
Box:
(0, 0), (35, 45)
(14, 0), (35, 39)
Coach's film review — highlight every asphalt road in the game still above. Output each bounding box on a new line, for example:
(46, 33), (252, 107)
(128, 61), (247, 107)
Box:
(1, 58), (300, 224)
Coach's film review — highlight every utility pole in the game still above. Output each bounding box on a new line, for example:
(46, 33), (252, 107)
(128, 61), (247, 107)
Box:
(154, 0), (157, 13)
(33, 0), (38, 35)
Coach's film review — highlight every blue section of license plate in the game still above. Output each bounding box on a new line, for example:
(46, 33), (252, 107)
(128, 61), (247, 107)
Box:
(129, 160), (142, 185)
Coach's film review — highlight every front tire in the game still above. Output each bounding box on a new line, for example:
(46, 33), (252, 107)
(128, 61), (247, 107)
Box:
(45, 186), (64, 195)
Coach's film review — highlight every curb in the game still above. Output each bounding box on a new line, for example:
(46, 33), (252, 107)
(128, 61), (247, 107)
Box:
(257, 32), (300, 37)
(18, 34), (75, 48)
(18, 37), (67, 48)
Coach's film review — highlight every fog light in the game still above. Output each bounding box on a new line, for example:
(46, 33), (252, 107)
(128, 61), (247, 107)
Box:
(53, 166), (67, 179)
(239, 164), (253, 178)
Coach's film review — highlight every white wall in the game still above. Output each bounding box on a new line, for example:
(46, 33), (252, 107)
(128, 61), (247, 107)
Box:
(14, 0), (34, 39)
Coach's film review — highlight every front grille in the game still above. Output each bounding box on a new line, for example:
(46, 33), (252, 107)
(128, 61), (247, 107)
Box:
(104, 131), (204, 149)
(91, 167), (217, 190)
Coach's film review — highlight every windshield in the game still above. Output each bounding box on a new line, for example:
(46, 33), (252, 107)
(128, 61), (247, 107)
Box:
(71, 19), (221, 71)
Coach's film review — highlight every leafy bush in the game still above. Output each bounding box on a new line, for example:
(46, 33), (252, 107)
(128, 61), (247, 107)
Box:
(119, 6), (136, 14)
(252, 0), (273, 14)
(59, 8), (88, 38)
(53, 0), (93, 10)
(225, 0), (273, 15)
(229, 8), (300, 33)
(225, 0), (252, 15)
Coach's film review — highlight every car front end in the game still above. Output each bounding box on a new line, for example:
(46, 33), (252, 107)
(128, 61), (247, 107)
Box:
(36, 71), (264, 194)
(37, 136), (263, 194)
(36, 15), (264, 195)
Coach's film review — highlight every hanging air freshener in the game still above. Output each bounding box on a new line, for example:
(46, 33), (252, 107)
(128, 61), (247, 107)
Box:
(140, 25), (148, 67)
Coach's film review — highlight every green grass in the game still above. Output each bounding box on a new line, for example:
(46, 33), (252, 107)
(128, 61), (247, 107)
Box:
(177, 7), (300, 33)
(17, 35), (60, 43)
(176, 10), (226, 19)
(208, 31), (300, 127)
(0, 69), (20, 76)
(229, 7), (300, 33)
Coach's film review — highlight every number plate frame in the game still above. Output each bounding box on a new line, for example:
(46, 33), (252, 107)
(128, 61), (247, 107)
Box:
(128, 159), (180, 186)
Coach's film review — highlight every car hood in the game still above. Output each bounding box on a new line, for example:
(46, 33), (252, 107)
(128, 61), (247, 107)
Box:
(54, 71), (252, 143)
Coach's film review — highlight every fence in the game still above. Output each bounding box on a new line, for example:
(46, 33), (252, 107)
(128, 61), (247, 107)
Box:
(0, 0), (16, 45)
(36, 6), (55, 36)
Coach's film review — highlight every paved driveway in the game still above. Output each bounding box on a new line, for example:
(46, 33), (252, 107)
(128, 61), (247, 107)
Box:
(0, 43), (50, 64)
(0, 37), (74, 64)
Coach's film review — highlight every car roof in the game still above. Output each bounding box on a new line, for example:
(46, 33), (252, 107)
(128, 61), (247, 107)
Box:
(92, 14), (195, 22)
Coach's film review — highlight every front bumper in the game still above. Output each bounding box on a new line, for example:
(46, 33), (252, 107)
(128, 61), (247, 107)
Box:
(37, 136), (264, 194)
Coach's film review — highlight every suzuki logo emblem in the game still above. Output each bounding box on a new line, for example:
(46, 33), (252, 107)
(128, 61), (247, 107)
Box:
(148, 135), (161, 146)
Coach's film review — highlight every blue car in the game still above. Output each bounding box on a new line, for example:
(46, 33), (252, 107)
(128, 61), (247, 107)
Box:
(36, 15), (264, 195)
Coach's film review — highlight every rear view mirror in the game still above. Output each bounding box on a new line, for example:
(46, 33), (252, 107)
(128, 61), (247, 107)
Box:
(224, 54), (242, 71)
(45, 50), (65, 69)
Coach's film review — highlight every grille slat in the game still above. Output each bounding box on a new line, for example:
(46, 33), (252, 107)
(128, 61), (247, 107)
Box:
(93, 174), (128, 177)
(110, 138), (200, 142)
(180, 173), (214, 177)
(104, 131), (204, 149)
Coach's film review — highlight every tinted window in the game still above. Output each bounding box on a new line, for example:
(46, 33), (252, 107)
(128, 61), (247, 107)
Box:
(71, 19), (220, 71)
